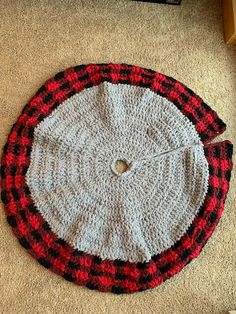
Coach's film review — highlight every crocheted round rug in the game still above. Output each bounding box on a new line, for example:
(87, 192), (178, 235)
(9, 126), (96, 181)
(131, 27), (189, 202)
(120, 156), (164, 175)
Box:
(1, 64), (233, 294)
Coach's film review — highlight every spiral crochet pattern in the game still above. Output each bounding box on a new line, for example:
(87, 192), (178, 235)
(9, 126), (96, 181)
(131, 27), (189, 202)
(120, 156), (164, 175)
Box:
(0, 64), (233, 293)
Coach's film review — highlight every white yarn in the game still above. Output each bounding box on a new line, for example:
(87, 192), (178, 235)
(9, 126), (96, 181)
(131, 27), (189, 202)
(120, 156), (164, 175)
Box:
(26, 82), (209, 263)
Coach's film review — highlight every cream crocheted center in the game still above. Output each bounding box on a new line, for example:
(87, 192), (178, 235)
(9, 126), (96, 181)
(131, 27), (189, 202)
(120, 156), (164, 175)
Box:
(26, 82), (209, 263)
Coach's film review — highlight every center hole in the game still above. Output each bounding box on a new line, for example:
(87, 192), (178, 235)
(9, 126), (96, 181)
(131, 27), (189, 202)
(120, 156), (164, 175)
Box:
(114, 159), (129, 174)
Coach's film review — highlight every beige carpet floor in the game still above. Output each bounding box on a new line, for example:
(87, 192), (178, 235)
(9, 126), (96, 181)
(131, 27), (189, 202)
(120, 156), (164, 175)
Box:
(0, 0), (236, 313)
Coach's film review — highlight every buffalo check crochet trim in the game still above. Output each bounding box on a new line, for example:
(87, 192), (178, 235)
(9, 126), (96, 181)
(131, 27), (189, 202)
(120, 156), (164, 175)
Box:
(0, 63), (233, 294)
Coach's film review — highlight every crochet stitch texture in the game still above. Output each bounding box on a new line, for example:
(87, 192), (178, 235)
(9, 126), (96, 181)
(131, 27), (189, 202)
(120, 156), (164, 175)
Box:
(26, 82), (209, 263)
(0, 64), (233, 294)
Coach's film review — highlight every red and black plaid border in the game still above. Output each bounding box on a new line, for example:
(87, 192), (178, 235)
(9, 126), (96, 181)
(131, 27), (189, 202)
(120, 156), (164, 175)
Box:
(0, 64), (233, 293)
